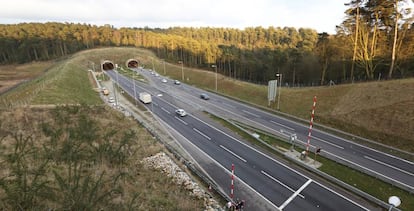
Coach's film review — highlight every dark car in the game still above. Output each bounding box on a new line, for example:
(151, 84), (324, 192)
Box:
(200, 93), (210, 100)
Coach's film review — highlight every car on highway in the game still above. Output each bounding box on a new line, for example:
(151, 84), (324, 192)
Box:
(174, 80), (181, 85)
(200, 93), (210, 100)
(161, 78), (167, 83)
(175, 109), (187, 117)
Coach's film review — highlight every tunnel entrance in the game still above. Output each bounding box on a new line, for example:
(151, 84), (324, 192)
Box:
(126, 59), (139, 68)
(102, 60), (114, 71)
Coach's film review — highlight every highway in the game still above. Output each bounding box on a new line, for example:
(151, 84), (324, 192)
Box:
(135, 68), (414, 193)
(105, 69), (374, 210)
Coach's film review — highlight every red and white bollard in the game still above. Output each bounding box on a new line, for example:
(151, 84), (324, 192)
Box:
(306, 96), (317, 154)
(230, 163), (235, 200)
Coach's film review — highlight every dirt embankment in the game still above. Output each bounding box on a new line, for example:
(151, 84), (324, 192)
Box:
(327, 79), (414, 151)
(0, 62), (54, 94)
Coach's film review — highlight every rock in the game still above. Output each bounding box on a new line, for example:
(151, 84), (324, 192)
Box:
(141, 152), (223, 210)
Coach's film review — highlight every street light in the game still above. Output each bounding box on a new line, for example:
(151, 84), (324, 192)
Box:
(211, 64), (217, 92)
(179, 61), (184, 81)
(152, 57), (155, 71)
(388, 196), (401, 211)
(132, 69), (137, 106)
(163, 60), (166, 75)
(276, 73), (282, 110)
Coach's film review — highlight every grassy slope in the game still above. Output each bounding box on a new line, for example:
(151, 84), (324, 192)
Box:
(0, 48), (207, 209)
(0, 106), (204, 210)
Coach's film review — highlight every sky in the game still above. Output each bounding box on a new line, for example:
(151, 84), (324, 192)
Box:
(0, 0), (349, 34)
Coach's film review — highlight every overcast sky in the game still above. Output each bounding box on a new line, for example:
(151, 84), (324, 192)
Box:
(0, 0), (349, 34)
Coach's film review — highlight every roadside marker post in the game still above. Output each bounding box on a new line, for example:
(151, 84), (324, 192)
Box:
(306, 96), (317, 155)
(230, 164), (235, 200)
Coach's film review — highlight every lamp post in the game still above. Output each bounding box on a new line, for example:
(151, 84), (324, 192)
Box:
(132, 69), (137, 106)
(114, 64), (120, 106)
(179, 61), (184, 81)
(163, 60), (166, 75)
(276, 73), (282, 110)
(211, 64), (217, 92)
(152, 57), (155, 71)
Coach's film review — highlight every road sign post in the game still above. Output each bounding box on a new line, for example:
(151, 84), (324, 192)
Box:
(268, 80), (277, 107)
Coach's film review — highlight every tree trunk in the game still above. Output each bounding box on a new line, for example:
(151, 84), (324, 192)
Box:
(351, 2), (360, 83)
(388, 0), (398, 79)
(320, 59), (328, 85)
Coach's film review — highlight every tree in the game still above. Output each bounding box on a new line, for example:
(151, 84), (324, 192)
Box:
(315, 33), (332, 85)
(388, 0), (414, 78)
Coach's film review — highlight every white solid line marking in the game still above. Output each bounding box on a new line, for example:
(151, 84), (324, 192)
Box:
(222, 102), (235, 108)
(193, 128), (211, 140)
(314, 125), (414, 166)
(220, 145), (247, 163)
(312, 136), (345, 150)
(174, 116), (188, 125)
(161, 107), (170, 114)
(261, 170), (305, 199)
(242, 110), (260, 118)
(364, 156), (414, 177)
(270, 120), (295, 131)
(279, 179), (312, 210)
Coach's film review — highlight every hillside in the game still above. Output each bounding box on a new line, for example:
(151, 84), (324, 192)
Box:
(278, 80), (414, 153)
(0, 48), (214, 210)
(1, 47), (413, 154)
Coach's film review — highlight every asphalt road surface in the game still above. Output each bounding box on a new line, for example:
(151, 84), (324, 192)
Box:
(104, 69), (378, 210)
(135, 68), (414, 193)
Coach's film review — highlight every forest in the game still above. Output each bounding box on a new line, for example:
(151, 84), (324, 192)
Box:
(0, 0), (413, 86)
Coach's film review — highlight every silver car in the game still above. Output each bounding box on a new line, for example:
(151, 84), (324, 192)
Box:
(175, 109), (187, 117)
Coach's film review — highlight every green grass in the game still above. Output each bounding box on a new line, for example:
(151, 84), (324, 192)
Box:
(0, 105), (206, 210)
(318, 155), (413, 210)
(31, 61), (101, 105)
(117, 67), (145, 82)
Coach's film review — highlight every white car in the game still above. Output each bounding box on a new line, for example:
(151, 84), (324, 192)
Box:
(174, 80), (181, 85)
(161, 78), (168, 83)
(175, 109), (187, 117)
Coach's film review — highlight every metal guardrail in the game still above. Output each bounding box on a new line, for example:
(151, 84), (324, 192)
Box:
(120, 105), (229, 209)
